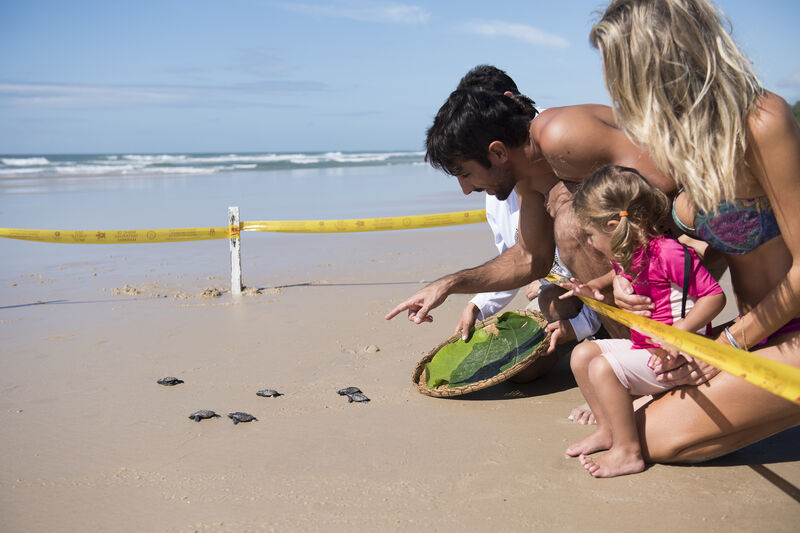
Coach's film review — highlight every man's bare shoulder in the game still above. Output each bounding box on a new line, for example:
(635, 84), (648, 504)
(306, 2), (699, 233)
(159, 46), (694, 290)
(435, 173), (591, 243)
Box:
(534, 104), (617, 153)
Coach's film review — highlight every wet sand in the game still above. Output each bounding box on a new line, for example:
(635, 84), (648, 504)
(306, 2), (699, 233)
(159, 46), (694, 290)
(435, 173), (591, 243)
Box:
(1, 226), (799, 532)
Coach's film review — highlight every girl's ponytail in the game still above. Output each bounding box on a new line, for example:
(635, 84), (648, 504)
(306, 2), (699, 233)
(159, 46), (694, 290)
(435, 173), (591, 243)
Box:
(573, 165), (669, 272)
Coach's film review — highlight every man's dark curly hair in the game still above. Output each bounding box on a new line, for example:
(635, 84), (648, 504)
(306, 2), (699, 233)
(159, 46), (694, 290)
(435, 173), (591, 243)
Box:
(425, 89), (533, 175)
(456, 64), (538, 118)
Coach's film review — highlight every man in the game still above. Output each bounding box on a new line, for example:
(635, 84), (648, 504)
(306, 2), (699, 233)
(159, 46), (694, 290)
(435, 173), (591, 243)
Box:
(453, 66), (600, 353)
(385, 88), (675, 337)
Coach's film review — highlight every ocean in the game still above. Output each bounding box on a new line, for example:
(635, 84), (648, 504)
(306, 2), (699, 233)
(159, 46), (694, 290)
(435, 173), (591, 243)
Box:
(0, 151), (487, 278)
(0, 151), (427, 180)
(0, 151), (483, 225)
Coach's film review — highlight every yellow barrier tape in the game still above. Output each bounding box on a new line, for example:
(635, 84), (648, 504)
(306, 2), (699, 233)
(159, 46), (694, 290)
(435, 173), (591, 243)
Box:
(0, 210), (487, 243)
(241, 209), (487, 233)
(0, 226), (230, 244)
(545, 274), (800, 405)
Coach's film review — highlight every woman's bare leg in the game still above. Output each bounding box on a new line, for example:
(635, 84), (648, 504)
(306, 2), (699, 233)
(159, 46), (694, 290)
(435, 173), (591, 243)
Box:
(638, 337), (800, 463)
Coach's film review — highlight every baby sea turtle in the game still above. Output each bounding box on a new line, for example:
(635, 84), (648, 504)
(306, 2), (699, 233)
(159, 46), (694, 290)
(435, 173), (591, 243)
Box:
(228, 412), (257, 424)
(337, 386), (361, 396)
(157, 377), (184, 386)
(188, 410), (220, 422)
(347, 392), (370, 403)
(256, 389), (282, 398)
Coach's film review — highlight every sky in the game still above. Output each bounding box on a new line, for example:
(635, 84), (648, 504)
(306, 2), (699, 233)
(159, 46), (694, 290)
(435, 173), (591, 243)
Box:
(1, 0), (798, 155)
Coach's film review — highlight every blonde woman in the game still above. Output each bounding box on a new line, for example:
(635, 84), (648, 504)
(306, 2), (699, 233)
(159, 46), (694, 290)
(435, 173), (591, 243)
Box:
(590, 0), (800, 462)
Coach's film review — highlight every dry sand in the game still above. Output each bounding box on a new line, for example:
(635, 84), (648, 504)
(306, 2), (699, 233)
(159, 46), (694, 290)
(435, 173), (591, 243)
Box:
(1, 226), (799, 532)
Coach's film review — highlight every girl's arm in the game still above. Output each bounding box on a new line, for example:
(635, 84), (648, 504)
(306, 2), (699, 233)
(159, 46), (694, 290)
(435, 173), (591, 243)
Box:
(558, 269), (615, 300)
(672, 292), (726, 333)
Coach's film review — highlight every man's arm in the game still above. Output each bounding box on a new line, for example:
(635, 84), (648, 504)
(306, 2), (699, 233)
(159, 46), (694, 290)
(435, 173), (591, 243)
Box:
(386, 191), (554, 323)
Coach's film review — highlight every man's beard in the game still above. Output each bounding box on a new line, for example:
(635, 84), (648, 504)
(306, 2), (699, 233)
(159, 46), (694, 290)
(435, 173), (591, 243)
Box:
(492, 183), (514, 201)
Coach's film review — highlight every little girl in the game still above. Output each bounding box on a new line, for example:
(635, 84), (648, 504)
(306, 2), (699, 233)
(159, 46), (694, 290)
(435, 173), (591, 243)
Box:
(562, 165), (726, 478)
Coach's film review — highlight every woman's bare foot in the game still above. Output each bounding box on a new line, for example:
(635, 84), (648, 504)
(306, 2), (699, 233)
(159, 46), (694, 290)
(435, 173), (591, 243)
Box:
(565, 427), (612, 457)
(567, 403), (596, 425)
(579, 448), (645, 478)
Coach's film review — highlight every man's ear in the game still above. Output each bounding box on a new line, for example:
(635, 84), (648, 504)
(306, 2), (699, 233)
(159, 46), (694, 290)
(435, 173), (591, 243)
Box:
(488, 140), (508, 164)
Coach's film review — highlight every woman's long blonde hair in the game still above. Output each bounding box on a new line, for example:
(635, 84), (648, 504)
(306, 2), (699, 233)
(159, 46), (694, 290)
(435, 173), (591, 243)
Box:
(590, 0), (763, 213)
(573, 165), (670, 273)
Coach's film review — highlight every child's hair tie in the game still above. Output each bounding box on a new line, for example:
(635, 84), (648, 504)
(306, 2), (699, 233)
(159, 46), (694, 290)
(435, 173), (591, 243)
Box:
(618, 210), (629, 217)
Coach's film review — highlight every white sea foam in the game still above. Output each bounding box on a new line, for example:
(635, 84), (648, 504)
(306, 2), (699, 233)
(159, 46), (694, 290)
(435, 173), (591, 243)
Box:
(2, 157), (50, 166)
(0, 151), (425, 179)
(119, 151), (423, 165)
(53, 164), (223, 176)
(0, 167), (47, 176)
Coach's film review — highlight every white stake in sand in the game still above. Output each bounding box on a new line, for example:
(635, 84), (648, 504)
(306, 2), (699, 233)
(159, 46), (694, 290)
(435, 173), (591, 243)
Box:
(229, 206), (243, 296)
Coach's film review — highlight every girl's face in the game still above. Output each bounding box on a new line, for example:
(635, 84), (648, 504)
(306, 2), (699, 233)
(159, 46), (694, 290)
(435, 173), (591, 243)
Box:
(585, 222), (615, 260)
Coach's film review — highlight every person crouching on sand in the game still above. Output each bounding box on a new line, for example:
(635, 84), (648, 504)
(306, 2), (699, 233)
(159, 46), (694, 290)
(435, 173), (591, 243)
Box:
(560, 166), (726, 477)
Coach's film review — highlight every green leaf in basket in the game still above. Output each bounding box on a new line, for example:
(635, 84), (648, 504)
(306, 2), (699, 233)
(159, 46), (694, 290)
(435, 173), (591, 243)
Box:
(424, 312), (544, 389)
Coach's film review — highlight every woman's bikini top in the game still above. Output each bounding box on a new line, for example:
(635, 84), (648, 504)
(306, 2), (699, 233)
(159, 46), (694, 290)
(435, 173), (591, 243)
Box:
(671, 188), (781, 255)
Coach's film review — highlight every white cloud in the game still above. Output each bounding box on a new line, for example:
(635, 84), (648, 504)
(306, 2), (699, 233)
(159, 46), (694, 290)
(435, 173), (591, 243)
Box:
(0, 83), (187, 108)
(0, 81), (326, 109)
(461, 20), (569, 48)
(276, 1), (430, 24)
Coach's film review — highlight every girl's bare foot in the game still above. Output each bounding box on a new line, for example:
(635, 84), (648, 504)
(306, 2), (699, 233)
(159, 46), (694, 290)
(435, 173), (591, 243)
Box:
(579, 448), (645, 478)
(565, 427), (612, 457)
(567, 403), (596, 425)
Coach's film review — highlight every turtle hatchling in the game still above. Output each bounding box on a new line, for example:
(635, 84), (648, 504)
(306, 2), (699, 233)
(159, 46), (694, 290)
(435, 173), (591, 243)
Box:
(337, 386), (361, 396)
(157, 377), (184, 386)
(347, 392), (370, 403)
(188, 410), (220, 422)
(228, 412), (258, 424)
(256, 389), (282, 398)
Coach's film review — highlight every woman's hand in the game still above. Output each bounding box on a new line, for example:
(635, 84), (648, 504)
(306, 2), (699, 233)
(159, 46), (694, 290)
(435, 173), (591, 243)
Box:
(648, 353), (720, 386)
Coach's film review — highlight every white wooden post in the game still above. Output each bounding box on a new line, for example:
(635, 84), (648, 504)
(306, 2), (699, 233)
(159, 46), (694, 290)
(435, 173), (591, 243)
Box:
(229, 206), (242, 296)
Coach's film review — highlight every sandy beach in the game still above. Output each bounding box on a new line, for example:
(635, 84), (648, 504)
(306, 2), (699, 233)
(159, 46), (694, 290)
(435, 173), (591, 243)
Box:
(0, 159), (798, 531)
(3, 0), (799, 527)
(2, 219), (800, 532)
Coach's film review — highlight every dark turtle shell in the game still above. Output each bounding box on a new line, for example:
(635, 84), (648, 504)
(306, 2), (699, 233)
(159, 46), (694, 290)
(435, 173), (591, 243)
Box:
(347, 392), (370, 403)
(188, 410), (220, 422)
(337, 386), (361, 396)
(157, 377), (184, 386)
(256, 389), (282, 397)
(228, 412), (257, 424)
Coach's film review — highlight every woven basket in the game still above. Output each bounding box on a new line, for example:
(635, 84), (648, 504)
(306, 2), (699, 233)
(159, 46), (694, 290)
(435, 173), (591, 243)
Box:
(412, 309), (550, 398)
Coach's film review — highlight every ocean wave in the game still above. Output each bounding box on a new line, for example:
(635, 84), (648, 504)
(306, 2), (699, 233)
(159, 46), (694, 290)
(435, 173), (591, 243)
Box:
(0, 166), (47, 176)
(1, 157), (51, 166)
(114, 151), (424, 166)
(53, 164), (224, 176)
(0, 151), (425, 179)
